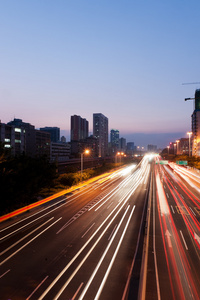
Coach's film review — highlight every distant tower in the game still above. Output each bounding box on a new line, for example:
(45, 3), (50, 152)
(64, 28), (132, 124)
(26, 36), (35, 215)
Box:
(192, 89), (200, 156)
(70, 115), (88, 141)
(93, 113), (108, 157)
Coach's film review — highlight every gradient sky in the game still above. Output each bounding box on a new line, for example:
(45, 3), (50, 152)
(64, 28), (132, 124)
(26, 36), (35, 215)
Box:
(1, 1), (200, 148)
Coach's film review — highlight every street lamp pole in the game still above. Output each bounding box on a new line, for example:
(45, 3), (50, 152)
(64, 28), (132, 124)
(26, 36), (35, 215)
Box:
(174, 143), (177, 155)
(81, 149), (90, 181)
(187, 132), (192, 157)
(167, 146), (169, 155)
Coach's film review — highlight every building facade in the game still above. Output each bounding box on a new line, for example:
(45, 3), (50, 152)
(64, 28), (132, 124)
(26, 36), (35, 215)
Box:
(119, 137), (126, 151)
(191, 89), (200, 156)
(110, 129), (119, 155)
(71, 115), (89, 142)
(40, 127), (60, 143)
(50, 142), (71, 162)
(93, 113), (108, 157)
(0, 122), (26, 156)
(7, 118), (50, 157)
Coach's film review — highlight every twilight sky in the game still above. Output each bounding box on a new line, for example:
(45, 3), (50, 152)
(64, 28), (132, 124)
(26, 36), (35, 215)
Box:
(1, 0), (200, 148)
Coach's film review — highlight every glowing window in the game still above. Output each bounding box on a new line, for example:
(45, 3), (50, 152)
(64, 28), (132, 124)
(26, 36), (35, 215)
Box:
(15, 128), (21, 133)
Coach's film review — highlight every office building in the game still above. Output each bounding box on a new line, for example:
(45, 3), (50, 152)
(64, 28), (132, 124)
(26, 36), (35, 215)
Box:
(110, 129), (119, 151)
(71, 115), (88, 142)
(119, 137), (126, 151)
(192, 89), (200, 156)
(7, 118), (50, 157)
(0, 122), (25, 156)
(126, 142), (135, 155)
(93, 113), (108, 157)
(40, 127), (60, 143)
(50, 142), (71, 162)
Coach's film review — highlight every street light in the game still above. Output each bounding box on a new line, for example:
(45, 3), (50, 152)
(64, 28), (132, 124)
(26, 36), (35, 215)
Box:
(167, 146), (170, 155)
(174, 143), (177, 155)
(187, 132), (192, 157)
(81, 149), (90, 180)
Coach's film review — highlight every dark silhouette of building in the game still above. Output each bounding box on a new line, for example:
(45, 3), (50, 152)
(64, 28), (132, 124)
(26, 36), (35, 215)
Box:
(0, 121), (25, 156)
(110, 129), (119, 155)
(192, 89), (200, 156)
(71, 115), (88, 142)
(7, 118), (50, 157)
(93, 113), (108, 157)
(40, 127), (60, 143)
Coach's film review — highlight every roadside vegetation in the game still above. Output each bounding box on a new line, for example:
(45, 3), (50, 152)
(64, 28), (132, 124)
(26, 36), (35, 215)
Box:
(0, 144), (138, 216)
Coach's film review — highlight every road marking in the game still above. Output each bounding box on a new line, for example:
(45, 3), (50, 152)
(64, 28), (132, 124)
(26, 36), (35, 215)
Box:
(189, 207), (196, 216)
(38, 187), (137, 300)
(107, 202), (113, 209)
(180, 231), (188, 250)
(176, 206), (189, 215)
(0, 269), (10, 279)
(79, 205), (135, 300)
(170, 205), (175, 214)
(71, 282), (84, 300)
(108, 224), (117, 240)
(26, 276), (49, 300)
(166, 193), (169, 198)
(81, 223), (95, 238)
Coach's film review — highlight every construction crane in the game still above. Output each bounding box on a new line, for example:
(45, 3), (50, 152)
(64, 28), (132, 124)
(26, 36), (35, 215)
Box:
(182, 82), (200, 85)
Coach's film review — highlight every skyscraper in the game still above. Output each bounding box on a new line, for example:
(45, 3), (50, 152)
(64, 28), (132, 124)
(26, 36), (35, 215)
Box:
(192, 89), (200, 156)
(110, 129), (119, 148)
(70, 115), (89, 142)
(93, 113), (108, 157)
(110, 129), (119, 154)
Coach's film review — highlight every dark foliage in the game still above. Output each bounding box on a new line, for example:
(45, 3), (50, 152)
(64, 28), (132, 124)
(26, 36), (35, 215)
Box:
(0, 155), (56, 215)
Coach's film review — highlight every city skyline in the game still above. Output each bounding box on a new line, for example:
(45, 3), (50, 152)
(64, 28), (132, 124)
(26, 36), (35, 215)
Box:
(1, 1), (200, 148)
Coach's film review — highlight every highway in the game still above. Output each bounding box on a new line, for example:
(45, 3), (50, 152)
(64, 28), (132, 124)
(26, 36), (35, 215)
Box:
(0, 156), (151, 300)
(145, 159), (200, 300)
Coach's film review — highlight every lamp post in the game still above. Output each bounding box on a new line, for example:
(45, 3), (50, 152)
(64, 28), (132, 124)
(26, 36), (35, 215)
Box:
(187, 132), (192, 157)
(174, 143), (177, 155)
(176, 140), (180, 155)
(167, 146), (169, 155)
(81, 149), (90, 180)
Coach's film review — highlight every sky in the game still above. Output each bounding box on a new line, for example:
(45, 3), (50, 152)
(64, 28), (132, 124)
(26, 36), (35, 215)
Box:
(1, 0), (200, 148)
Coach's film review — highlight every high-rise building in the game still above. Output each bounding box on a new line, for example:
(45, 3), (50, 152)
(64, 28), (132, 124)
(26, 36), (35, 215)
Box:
(40, 127), (60, 143)
(93, 113), (108, 157)
(192, 89), (200, 156)
(110, 129), (119, 148)
(119, 137), (126, 151)
(71, 115), (88, 142)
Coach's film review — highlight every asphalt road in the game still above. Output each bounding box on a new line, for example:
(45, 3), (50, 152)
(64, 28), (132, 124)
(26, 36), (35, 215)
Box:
(0, 157), (151, 300)
(145, 161), (200, 300)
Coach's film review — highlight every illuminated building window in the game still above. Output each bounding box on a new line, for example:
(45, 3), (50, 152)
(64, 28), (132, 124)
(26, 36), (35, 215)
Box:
(15, 128), (21, 133)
